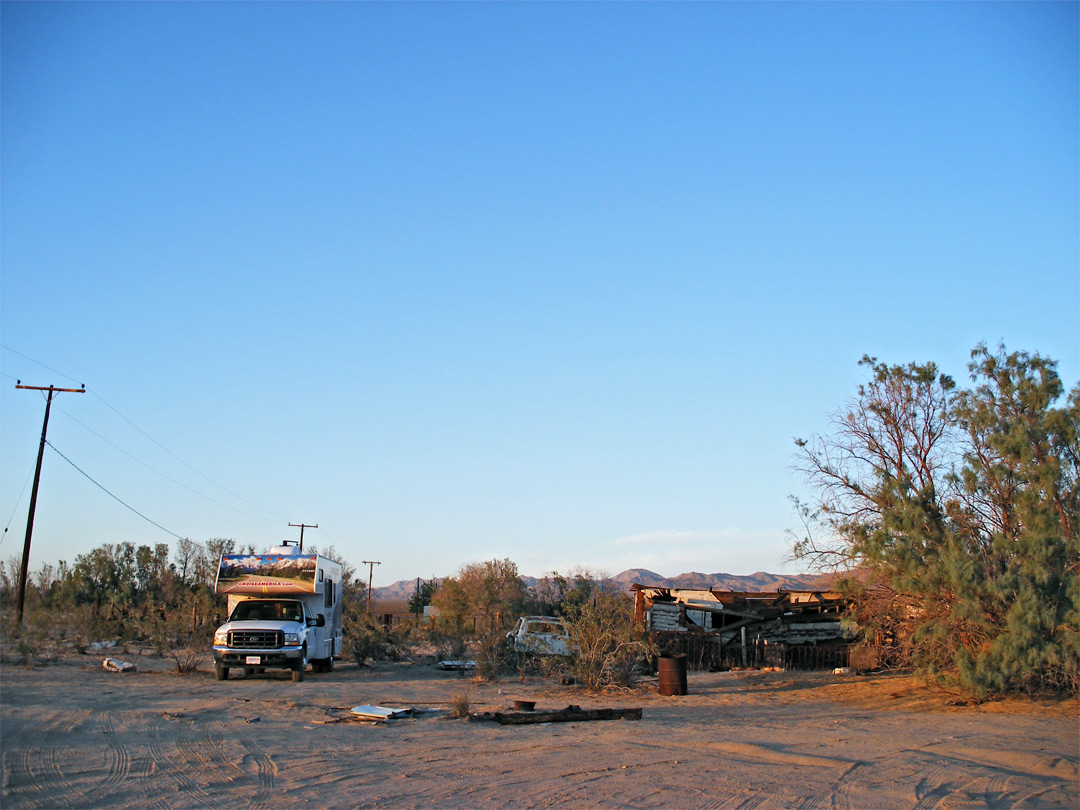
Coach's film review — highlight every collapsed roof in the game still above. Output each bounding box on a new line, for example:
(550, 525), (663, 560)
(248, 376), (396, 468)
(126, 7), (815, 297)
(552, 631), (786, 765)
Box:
(632, 585), (851, 646)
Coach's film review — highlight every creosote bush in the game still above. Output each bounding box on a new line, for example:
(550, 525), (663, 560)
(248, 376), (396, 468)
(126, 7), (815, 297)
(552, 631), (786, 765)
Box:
(473, 627), (513, 681)
(170, 647), (203, 673)
(558, 589), (654, 691)
(348, 620), (409, 666)
(425, 626), (469, 662)
(448, 691), (471, 720)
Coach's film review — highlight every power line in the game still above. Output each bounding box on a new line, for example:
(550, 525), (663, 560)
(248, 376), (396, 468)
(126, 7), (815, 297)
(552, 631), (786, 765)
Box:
(88, 391), (289, 522)
(2, 344), (288, 522)
(46, 441), (184, 540)
(40, 440), (213, 554)
(54, 405), (281, 523)
(3, 351), (221, 558)
(1, 345), (83, 386)
(1, 465), (35, 550)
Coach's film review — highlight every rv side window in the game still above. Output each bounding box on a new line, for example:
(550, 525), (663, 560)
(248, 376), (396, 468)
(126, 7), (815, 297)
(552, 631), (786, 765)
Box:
(325, 580), (334, 609)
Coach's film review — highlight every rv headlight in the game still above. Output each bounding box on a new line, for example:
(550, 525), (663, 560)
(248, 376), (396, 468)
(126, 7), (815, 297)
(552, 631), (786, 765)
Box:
(284, 632), (300, 645)
(213, 630), (228, 646)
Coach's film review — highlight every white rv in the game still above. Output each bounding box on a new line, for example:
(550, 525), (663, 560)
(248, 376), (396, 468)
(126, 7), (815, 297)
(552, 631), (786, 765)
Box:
(212, 545), (343, 682)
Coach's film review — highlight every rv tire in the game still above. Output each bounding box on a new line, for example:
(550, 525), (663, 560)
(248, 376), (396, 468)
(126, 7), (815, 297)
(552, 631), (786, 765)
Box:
(215, 664), (229, 681)
(292, 645), (307, 682)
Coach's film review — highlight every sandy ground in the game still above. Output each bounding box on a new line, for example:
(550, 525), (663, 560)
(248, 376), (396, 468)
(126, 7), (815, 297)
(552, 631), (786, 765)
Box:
(1, 650), (1077, 810)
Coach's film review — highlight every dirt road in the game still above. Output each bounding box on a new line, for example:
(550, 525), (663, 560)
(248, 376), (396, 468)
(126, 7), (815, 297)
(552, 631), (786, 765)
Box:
(2, 654), (1076, 809)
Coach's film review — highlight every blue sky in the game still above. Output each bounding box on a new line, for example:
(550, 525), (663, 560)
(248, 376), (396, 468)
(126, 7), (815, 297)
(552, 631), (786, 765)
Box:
(2, 2), (1077, 587)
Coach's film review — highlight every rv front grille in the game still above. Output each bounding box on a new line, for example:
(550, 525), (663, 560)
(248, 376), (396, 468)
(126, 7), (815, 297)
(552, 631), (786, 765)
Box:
(229, 630), (283, 649)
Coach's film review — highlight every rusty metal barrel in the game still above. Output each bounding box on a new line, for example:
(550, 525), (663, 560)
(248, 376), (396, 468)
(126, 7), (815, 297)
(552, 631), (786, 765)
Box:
(657, 653), (687, 696)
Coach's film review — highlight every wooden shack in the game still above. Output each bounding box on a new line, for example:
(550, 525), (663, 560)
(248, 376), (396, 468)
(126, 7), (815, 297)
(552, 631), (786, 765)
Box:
(632, 584), (854, 670)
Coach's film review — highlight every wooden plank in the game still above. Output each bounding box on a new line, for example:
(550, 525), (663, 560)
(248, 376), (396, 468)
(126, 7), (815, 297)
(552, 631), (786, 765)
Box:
(493, 707), (642, 725)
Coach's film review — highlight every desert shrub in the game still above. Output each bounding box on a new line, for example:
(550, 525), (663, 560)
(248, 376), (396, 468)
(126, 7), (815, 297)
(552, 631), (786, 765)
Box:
(15, 635), (35, 666)
(509, 645), (537, 681)
(426, 626), (469, 662)
(560, 590), (654, 690)
(38, 643), (60, 665)
(170, 646), (203, 673)
(348, 622), (386, 666)
(347, 620), (409, 665)
(473, 627), (512, 681)
(448, 691), (471, 720)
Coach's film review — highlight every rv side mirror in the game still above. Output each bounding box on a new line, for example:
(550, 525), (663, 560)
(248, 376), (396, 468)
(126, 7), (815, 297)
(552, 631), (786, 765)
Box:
(213, 614), (221, 626)
(316, 614), (326, 627)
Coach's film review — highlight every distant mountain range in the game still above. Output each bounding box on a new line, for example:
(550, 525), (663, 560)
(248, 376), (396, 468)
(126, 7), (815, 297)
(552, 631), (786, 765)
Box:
(372, 568), (834, 601)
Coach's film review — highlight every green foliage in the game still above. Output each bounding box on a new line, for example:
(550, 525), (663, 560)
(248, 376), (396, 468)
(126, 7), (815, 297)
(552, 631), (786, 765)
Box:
(795, 344), (1079, 697)
(347, 619), (408, 666)
(526, 568), (605, 618)
(430, 558), (526, 631)
(0, 538), (234, 654)
(423, 625), (469, 661)
(407, 578), (438, 616)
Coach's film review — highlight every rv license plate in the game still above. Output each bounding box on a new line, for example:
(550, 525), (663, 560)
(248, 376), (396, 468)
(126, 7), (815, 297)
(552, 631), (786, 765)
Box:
(245, 656), (261, 665)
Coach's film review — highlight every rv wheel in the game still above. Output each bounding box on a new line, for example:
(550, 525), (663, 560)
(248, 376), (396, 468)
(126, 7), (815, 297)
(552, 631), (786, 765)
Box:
(215, 664), (229, 681)
(292, 645), (307, 682)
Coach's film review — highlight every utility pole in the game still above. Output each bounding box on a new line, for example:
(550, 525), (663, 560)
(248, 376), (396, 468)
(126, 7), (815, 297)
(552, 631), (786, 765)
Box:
(288, 522), (318, 551)
(14, 381), (85, 629)
(362, 560), (381, 616)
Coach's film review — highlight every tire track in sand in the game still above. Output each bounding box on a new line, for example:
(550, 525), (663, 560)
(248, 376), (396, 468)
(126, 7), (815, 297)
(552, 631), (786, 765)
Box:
(830, 749), (1067, 810)
(831, 756), (959, 810)
(77, 710), (133, 806)
(793, 761), (868, 810)
(184, 714), (276, 810)
(2, 709), (87, 809)
(210, 716), (277, 809)
(146, 714), (224, 810)
(176, 713), (276, 810)
(238, 737), (277, 809)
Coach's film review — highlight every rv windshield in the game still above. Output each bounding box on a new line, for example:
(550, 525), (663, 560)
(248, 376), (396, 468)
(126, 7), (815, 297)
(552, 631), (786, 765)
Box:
(230, 600), (304, 623)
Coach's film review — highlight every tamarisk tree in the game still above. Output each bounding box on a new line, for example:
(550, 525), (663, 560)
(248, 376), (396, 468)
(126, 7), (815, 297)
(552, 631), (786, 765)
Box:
(793, 344), (1078, 696)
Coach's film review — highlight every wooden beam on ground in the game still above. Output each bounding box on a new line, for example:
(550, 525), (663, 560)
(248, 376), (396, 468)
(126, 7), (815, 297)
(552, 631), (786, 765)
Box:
(493, 706), (642, 725)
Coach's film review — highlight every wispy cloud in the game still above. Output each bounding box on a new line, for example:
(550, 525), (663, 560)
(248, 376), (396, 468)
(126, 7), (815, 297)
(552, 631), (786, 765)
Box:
(608, 528), (772, 548)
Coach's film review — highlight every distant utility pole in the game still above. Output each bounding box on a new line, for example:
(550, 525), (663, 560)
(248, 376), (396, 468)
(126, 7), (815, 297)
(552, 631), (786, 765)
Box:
(288, 522), (318, 551)
(15, 381), (85, 629)
(362, 560), (381, 615)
